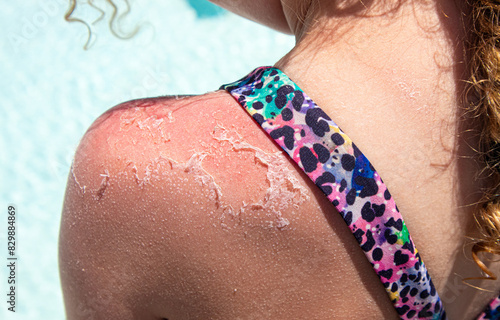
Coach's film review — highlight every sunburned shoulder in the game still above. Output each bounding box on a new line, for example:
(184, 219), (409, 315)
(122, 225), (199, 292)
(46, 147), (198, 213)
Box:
(59, 91), (398, 319)
(67, 90), (296, 212)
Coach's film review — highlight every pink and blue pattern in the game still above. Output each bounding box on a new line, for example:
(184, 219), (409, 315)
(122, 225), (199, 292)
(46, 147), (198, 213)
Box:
(477, 296), (500, 319)
(222, 66), (445, 319)
(222, 66), (500, 319)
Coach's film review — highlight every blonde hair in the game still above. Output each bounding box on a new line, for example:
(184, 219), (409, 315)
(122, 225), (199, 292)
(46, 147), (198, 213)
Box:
(65, 0), (137, 49)
(468, 0), (500, 281)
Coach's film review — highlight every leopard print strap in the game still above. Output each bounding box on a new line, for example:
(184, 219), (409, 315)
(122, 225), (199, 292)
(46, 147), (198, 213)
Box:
(477, 296), (500, 319)
(221, 66), (446, 319)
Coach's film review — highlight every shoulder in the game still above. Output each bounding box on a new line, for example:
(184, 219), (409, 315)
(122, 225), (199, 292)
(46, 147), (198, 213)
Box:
(59, 91), (396, 319)
(68, 91), (273, 192)
(58, 90), (297, 317)
(76, 91), (262, 166)
(65, 90), (286, 218)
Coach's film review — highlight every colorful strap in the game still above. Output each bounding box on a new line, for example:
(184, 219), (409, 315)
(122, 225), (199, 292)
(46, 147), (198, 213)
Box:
(477, 296), (500, 320)
(221, 67), (446, 319)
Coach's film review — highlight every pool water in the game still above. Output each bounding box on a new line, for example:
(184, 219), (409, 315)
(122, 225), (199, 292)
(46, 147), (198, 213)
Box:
(0, 0), (294, 318)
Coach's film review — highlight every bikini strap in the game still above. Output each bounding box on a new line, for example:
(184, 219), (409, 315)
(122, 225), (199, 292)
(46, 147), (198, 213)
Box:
(476, 296), (500, 319)
(221, 66), (446, 319)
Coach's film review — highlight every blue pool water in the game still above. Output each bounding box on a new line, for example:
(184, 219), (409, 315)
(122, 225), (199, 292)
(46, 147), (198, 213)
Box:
(0, 0), (294, 318)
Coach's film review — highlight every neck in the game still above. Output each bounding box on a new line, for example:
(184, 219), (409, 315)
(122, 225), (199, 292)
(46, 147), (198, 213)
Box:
(279, 0), (468, 86)
(276, 0), (469, 147)
(275, 1), (498, 318)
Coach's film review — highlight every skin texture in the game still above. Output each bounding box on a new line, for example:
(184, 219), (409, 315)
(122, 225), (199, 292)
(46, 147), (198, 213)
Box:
(60, 93), (399, 319)
(60, 0), (500, 319)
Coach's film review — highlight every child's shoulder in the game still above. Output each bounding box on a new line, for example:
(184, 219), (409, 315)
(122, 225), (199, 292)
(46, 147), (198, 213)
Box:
(59, 90), (396, 319)
(76, 90), (284, 185)
(66, 89), (287, 217)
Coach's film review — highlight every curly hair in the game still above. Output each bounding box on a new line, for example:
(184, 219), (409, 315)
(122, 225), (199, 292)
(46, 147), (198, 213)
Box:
(468, 0), (500, 281)
(65, 0), (137, 49)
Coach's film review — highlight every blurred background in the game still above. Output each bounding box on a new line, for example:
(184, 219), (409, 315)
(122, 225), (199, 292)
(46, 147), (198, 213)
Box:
(0, 0), (294, 318)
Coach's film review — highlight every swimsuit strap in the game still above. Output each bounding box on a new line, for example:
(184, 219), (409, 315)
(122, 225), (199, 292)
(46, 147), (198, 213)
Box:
(221, 66), (446, 319)
(477, 296), (500, 319)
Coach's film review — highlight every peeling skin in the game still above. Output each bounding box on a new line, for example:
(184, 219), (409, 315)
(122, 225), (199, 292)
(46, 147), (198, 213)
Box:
(79, 101), (309, 230)
(220, 205), (238, 230)
(397, 81), (421, 100)
(136, 116), (164, 130)
(129, 163), (147, 187)
(275, 216), (290, 230)
(117, 104), (178, 145)
(71, 162), (86, 194)
(176, 152), (223, 208)
(122, 156), (176, 188)
(119, 101), (180, 129)
(212, 125), (309, 229)
(82, 132), (307, 229)
(93, 170), (110, 200)
(167, 110), (175, 123)
(85, 150), (224, 211)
